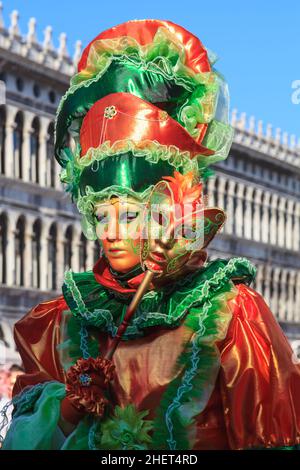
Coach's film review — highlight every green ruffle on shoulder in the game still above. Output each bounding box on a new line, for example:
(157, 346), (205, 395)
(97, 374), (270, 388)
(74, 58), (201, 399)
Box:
(61, 257), (256, 340)
(58, 256), (256, 372)
(1, 382), (66, 450)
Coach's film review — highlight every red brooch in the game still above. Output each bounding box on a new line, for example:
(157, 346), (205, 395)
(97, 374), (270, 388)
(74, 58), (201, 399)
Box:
(65, 357), (115, 418)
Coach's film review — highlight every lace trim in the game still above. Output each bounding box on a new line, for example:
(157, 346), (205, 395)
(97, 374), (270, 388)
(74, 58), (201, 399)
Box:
(60, 138), (199, 201)
(153, 285), (235, 450)
(55, 26), (219, 142)
(63, 257), (256, 339)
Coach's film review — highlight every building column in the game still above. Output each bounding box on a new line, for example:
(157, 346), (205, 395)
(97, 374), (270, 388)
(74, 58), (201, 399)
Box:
(4, 105), (18, 178)
(86, 239), (95, 271)
(5, 214), (17, 286)
(24, 215), (35, 288)
(39, 219), (51, 291)
(206, 177), (215, 206)
(285, 200), (294, 251)
(272, 268), (281, 319)
(253, 189), (262, 242)
(255, 264), (263, 295)
(72, 224), (81, 272)
(216, 177), (226, 212)
(261, 192), (271, 244)
(216, 177), (226, 236)
(277, 198), (286, 248)
(244, 186), (254, 239)
(292, 203), (300, 252)
(39, 117), (51, 187)
(287, 271), (296, 322)
(235, 184), (244, 238)
(22, 111), (35, 183)
(55, 158), (62, 191)
(295, 273), (300, 324)
(278, 270), (288, 321)
(224, 181), (235, 235)
(269, 195), (278, 246)
(264, 265), (271, 307)
(56, 223), (67, 287)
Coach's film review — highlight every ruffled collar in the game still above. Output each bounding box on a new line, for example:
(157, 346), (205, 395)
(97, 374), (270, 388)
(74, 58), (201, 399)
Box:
(92, 256), (155, 296)
(62, 256), (257, 339)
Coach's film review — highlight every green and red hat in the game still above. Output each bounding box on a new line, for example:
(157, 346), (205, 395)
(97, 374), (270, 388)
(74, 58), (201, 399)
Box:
(62, 91), (215, 202)
(55, 19), (233, 171)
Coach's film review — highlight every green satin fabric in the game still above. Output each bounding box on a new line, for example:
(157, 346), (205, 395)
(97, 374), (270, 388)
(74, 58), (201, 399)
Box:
(79, 152), (178, 196)
(55, 61), (192, 163)
(2, 382), (66, 450)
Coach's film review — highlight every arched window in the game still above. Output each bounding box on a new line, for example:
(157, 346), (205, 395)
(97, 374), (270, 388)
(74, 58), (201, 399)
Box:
(15, 217), (25, 286)
(0, 107), (6, 175)
(48, 223), (57, 290)
(32, 219), (41, 288)
(64, 226), (73, 271)
(13, 112), (23, 179)
(46, 122), (55, 188)
(0, 213), (7, 283)
(79, 233), (87, 271)
(30, 117), (40, 183)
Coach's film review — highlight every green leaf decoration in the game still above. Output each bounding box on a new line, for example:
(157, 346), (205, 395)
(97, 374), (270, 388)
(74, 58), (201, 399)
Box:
(98, 404), (153, 450)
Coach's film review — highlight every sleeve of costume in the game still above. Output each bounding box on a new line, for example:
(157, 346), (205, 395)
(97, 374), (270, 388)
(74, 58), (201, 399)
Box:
(1, 296), (68, 450)
(219, 283), (300, 450)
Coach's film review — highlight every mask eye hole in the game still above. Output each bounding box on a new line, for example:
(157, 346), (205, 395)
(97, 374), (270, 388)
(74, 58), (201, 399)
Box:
(151, 210), (169, 226)
(119, 211), (140, 224)
(182, 223), (198, 239)
(94, 211), (110, 224)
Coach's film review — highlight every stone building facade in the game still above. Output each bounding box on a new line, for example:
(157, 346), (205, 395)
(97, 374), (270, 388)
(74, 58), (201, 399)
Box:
(0, 5), (299, 364)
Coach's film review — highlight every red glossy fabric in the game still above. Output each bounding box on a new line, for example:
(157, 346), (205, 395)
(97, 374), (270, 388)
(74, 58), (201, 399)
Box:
(217, 283), (300, 449)
(12, 279), (300, 449)
(79, 92), (214, 157)
(78, 20), (211, 75)
(13, 295), (67, 395)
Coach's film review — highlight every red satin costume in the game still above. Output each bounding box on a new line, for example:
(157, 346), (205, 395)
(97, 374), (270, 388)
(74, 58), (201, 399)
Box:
(12, 257), (300, 449)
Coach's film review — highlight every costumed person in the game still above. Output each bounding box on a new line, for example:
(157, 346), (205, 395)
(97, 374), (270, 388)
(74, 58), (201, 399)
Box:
(1, 20), (300, 451)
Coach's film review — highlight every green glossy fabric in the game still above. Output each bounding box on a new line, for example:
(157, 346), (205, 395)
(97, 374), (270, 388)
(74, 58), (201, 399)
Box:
(79, 152), (178, 197)
(2, 382), (66, 450)
(55, 61), (194, 163)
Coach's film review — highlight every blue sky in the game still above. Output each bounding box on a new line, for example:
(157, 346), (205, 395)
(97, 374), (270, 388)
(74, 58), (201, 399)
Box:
(4, 0), (300, 141)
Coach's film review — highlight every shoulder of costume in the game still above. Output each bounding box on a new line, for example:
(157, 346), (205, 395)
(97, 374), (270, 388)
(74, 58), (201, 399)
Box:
(177, 256), (257, 292)
(226, 282), (276, 325)
(15, 294), (67, 332)
(61, 268), (110, 314)
(13, 295), (67, 387)
(14, 295), (68, 361)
